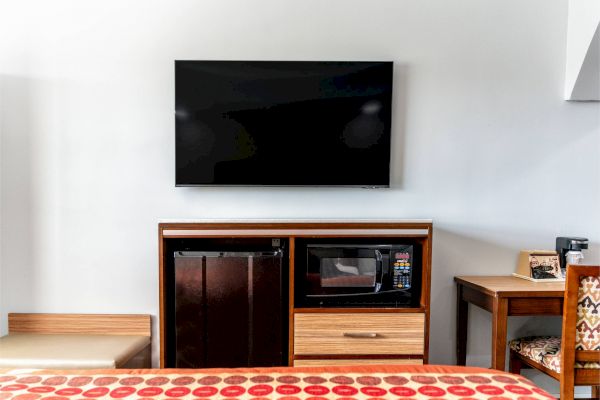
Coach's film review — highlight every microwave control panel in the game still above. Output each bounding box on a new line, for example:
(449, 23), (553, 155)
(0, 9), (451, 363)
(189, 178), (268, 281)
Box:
(392, 250), (412, 289)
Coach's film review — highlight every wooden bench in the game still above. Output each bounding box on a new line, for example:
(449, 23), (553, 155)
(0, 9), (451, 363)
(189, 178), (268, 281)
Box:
(0, 313), (151, 369)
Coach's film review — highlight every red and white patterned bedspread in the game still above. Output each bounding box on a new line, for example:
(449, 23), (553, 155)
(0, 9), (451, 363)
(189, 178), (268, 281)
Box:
(0, 364), (554, 399)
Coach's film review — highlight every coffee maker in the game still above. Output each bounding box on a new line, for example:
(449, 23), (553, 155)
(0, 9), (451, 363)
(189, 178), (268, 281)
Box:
(556, 237), (589, 273)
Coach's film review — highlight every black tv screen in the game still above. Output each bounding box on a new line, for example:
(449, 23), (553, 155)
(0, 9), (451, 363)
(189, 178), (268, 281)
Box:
(175, 61), (393, 186)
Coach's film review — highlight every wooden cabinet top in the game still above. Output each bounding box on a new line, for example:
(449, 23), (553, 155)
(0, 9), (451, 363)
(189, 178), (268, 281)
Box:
(159, 220), (433, 238)
(159, 219), (433, 224)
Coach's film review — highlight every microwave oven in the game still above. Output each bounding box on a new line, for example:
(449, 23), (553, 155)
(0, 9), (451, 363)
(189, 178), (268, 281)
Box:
(295, 244), (421, 307)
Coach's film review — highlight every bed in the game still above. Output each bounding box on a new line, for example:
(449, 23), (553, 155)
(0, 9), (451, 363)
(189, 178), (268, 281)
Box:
(0, 364), (554, 399)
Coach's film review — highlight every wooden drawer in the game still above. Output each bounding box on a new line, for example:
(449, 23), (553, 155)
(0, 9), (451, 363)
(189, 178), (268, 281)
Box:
(294, 313), (425, 356)
(294, 358), (423, 367)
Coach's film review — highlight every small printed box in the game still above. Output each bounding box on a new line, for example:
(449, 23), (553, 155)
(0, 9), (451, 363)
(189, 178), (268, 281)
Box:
(514, 250), (562, 281)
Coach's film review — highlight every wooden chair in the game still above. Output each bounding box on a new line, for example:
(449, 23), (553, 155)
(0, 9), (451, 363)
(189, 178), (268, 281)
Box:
(509, 265), (600, 400)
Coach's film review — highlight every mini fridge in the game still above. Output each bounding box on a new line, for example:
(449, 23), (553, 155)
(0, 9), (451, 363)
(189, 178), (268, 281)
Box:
(173, 250), (286, 368)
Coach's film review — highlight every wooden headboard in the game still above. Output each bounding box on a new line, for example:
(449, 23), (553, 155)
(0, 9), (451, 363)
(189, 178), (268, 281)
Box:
(8, 313), (151, 336)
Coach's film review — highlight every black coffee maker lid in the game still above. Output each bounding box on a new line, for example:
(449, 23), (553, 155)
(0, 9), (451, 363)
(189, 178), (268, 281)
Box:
(556, 236), (589, 249)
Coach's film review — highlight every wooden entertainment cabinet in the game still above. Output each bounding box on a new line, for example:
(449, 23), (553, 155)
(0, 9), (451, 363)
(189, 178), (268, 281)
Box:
(158, 220), (432, 368)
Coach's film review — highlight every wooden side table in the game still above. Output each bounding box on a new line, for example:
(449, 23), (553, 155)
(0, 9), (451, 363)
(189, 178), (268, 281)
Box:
(454, 276), (565, 371)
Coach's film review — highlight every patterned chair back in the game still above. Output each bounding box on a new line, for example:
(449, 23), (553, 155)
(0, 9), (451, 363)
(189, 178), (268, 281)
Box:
(558, 268), (600, 400)
(576, 275), (600, 351)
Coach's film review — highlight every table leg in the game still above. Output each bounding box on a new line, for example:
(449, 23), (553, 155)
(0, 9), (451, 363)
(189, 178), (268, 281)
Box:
(491, 297), (508, 371)
(456, 284), (468, 365)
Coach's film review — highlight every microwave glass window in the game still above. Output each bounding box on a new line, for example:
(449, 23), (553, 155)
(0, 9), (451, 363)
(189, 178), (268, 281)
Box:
(320, 257), (376, 287)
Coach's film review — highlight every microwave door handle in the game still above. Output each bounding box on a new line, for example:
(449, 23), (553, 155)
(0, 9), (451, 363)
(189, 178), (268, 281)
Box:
(374, 250), (383, 292)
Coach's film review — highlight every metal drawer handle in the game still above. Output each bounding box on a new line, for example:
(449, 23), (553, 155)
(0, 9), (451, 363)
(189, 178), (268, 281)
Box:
(343, 332), (378, 338)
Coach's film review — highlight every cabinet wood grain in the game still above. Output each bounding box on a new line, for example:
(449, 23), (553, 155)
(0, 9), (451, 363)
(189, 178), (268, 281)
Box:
(294, 358), (423, 366)
(8, 313), (151, 336)
(294, 313), (424, 356)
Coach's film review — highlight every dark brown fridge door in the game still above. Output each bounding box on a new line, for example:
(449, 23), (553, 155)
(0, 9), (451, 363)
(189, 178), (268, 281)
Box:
(174, 251), (285, 368)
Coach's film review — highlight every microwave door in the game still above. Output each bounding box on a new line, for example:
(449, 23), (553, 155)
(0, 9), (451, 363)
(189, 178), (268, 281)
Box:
(320, 258), (377, 289)
(306, 250), (386, 298)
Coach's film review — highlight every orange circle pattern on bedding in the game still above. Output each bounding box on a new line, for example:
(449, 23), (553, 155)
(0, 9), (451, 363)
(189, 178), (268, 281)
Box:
(0, 371), (555, 399)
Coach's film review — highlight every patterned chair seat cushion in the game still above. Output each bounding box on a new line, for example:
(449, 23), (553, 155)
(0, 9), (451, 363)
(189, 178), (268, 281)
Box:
(510, 336), (600, 373)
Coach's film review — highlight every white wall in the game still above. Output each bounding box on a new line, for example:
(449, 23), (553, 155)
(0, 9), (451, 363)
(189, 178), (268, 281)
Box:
(1, 0), (599, 394)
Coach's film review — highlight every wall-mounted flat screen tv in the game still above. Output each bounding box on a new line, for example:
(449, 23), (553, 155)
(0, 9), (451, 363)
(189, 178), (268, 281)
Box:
(175, 61), (393, 187)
